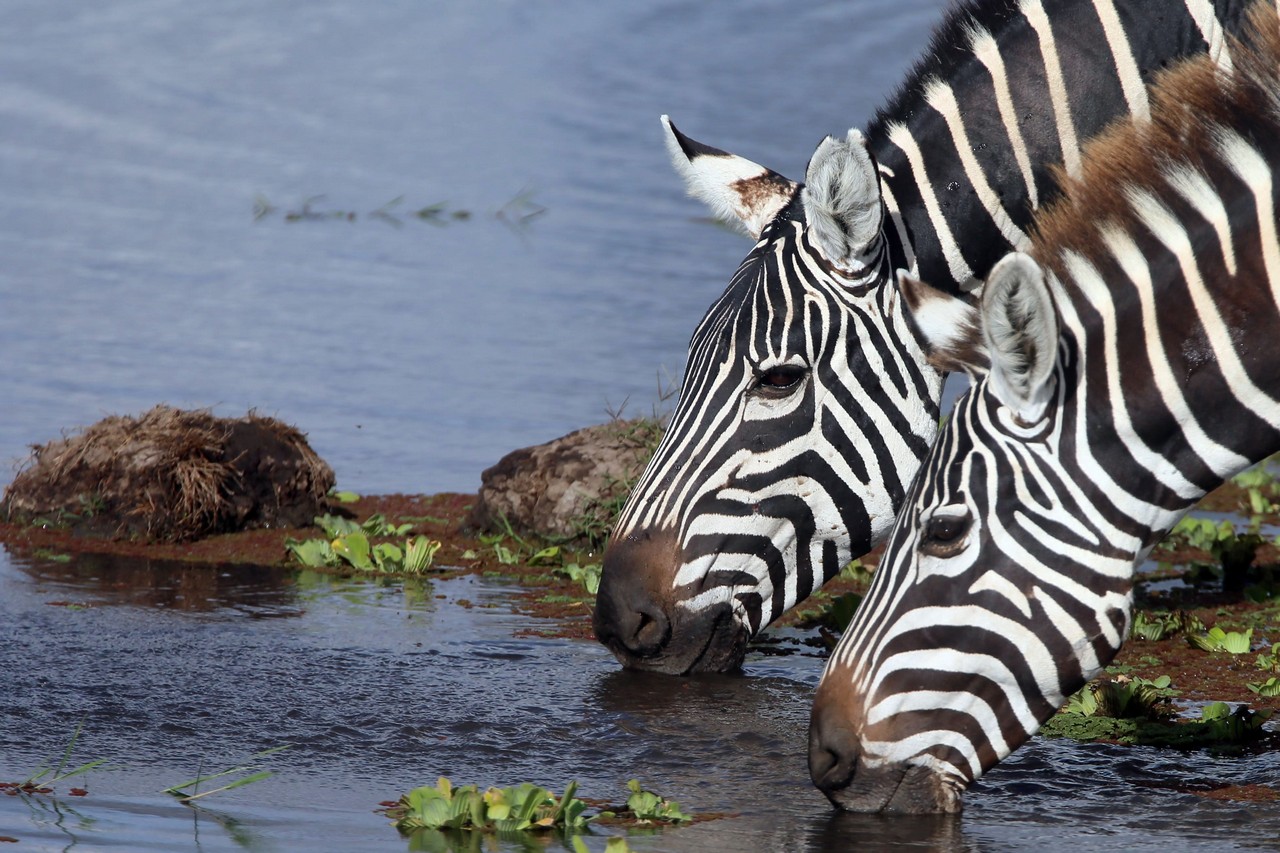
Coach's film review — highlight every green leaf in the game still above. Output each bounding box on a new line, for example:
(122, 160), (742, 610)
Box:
(1223, 628), (1254, 654)
(1201, 701), (1231, 721)
(314, 513), (361, 538)
(405, 537), (442, 573)
(285, 538), (337, 567)
(528, 545), (561, 566)
(1247, 677), (1280, 697)
(332, 531), (373, 570)
(332, 490), (361, 503)
(372, 542), (404, 571)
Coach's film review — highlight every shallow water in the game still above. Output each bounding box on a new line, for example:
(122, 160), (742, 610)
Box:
(3, 549), (1279, 852)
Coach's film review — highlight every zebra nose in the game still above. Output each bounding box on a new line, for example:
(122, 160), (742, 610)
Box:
(593, 579), (672, 657)
(809, 697), (860, 794)
(593, 527), (680, 662)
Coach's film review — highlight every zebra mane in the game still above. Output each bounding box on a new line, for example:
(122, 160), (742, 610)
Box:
(1030, 3), (1280, 274)
(864, 0), (1023, 143)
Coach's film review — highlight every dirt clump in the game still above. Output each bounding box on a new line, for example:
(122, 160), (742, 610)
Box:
(468, 418), (662, 544)
(2, 406), (335, 542)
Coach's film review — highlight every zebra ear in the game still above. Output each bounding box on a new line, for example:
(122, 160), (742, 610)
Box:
(661, 115), (800, 239)
(980, 252), (1060, 421)
(803, 129), (883, 268)
(897, 270), (987, 375)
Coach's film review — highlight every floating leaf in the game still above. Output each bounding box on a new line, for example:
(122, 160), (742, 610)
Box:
(285, 538), (337, 567)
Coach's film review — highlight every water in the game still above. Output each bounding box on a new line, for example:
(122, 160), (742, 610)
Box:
(3, 2), (1278, 850)
(0, 0), (941, 496)
(4, 550), (1279, 852)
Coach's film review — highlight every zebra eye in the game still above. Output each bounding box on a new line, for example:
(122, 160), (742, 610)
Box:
(753, 364), (807, 397)
(921, 511), (972, 557)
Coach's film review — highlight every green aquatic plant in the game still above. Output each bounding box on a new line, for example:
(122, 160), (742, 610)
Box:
(813, 592), (864, 634)
(1198, 702), (1274, 740)
(285, 530), (442, 575)
(1169, 516), (1266, 586)
(479, 515), (562, 567)
(1060, 675), (1177, 720)
(389, 777), (695, 840)
(14, 719), (105, 793)
(391, 777), (596, 834)
(1246, 676), (1280, 698)
(1129, 610), (1205, 641)
(162, 745), (288, 803)
(1187, 626), (1254, 654)
(285, 512), (441, 573)
(1231, 465), (1280, 515)
(1042, 699), (1273, 748)
(554, 562), (603, 595)
(1257, 650), (1280, 672)
(622, 779), (691, 824)
(315, 512), (413, 539)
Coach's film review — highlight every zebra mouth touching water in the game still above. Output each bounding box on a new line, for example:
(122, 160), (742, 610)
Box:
(591, 526), (754, 674)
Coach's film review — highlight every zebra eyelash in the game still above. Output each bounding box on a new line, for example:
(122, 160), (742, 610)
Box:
(750, 363), (809, 398)
(918, 504), (973, 557)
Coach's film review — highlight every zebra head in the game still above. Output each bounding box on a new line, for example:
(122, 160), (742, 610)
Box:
(593, 118), (943, 674)
(809, 254), (1134, 812)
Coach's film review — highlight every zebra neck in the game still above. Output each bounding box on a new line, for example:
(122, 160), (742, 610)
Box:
(866, 0), (1256, 295)
(1054, 256), (1280, 551)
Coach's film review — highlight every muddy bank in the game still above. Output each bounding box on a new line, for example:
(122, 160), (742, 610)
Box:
(1, 406), (333, 541)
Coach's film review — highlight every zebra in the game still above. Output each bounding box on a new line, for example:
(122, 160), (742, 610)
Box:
(809, 3), (1280, 812)
(593, 0), (1258, 674)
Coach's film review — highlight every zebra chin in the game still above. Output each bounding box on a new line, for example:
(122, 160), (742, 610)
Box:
(808, 692), (964, 814)
(593, 527), (751, 674)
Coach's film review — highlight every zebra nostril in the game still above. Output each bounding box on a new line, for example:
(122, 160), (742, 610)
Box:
(632, 605), (671, 654)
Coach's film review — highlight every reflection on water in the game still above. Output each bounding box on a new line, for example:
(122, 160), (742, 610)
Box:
(13, 550), (304, 613)
(3, 546), (1280, 852)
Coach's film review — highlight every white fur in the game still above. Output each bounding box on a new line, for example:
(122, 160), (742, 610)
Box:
(802, 128), (883, 267)
(981, 253), (1059, 421)
(661, 115), (796, 238)
(895, 269), (981, 362)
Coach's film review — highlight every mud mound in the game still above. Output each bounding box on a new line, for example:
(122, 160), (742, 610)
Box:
(469, 418), (662, 545)
(2, 406), (335, 541)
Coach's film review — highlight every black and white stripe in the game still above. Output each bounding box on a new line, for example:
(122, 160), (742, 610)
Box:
(810, 7), (1280, 812)
(594, 0), (1257, 675)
